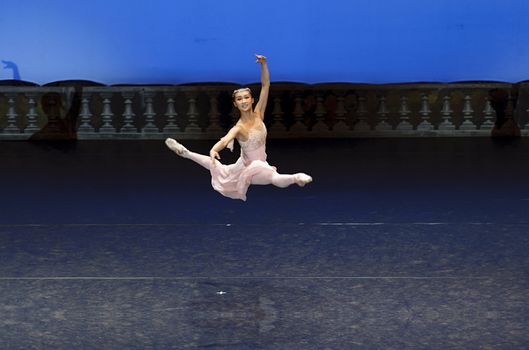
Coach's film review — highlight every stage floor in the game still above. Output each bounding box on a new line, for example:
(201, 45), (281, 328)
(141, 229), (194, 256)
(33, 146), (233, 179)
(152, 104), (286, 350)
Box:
(1, 138), (528, 349)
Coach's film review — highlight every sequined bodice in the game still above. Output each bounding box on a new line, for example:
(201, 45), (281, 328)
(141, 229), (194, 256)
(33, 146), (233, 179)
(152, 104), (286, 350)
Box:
(238, 123), (267, 162)
(239, 125), (266, 150)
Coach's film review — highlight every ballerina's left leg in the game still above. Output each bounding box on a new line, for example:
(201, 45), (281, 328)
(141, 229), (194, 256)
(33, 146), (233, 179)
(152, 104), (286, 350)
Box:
(165, 138), (218, 170)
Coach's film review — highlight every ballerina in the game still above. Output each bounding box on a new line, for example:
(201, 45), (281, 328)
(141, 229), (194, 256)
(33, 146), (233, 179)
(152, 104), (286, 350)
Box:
(165, 54), (312, 201)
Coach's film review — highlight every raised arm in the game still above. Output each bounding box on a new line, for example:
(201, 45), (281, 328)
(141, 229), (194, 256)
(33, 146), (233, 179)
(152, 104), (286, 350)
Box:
(254, 54), (270, 119)
(209, 125), (241, 166)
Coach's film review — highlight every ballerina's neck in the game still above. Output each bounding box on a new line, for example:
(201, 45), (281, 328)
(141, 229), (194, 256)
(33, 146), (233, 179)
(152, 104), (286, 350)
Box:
(240, 108), (260, 120)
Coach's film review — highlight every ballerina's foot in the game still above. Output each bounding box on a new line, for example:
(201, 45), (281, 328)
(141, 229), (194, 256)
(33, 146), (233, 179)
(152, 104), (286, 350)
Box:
(295, 173), (313, 187)
(165, 138), (188, 156)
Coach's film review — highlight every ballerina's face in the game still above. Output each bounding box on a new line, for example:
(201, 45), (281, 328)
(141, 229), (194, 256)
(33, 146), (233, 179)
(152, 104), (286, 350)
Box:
(233, 91), (254, 112)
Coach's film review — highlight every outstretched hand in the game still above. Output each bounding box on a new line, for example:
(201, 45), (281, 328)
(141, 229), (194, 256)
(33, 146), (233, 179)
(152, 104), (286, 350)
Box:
(210, 150), (220, 167)
(2, 60), (17, 69)
(255, 54), (267, 64)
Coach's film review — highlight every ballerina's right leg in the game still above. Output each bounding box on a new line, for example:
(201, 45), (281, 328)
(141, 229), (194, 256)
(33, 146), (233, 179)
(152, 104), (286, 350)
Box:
(165, 138), (215, 170)
(251, 171), (312, 188)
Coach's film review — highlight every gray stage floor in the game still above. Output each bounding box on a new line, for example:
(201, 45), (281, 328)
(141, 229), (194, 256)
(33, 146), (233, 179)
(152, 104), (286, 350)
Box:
(0, 138), (528, 349)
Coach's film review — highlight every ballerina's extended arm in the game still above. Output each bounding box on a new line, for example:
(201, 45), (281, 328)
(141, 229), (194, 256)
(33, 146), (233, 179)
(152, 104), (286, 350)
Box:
(253, 54), (270, 119)
(209, 125), (241, 166)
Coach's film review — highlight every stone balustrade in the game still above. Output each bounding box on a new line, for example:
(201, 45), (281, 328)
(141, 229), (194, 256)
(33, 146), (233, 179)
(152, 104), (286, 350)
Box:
(0, 82), (527, 139)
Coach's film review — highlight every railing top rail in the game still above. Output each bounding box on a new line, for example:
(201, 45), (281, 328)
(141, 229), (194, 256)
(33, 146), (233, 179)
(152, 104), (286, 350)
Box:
(0, 82), (515, 95)
(0, 86), (75, 94)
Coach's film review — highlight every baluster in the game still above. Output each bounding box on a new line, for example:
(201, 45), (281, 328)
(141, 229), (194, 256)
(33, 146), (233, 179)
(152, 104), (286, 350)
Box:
(375, 94), (391, 131)
(345, 94), (357, 131)
(120, 91), (137, 133)
(504, 92), (519, 132)
(438, 95), (455, 130)
(524, 106), (529, 130)
(184, 92), (202, 137)
(417, 93), (433, 131)
(353, 94), (370, 131)
(289, 94), (306, 134)
(459, 94), (476, 130)
(505, 92), (515, 118)
(77, 92), (94, 133)
(164, 96), (177, 130)
(161, 93), (179, 134)
(311, 94), (330, 135)
(3, 93), (20, 133)
(205, 91), (224, 138)
(24, 93), (40, 133)
(396, 95), (413, 130)
(229, 105), (239, 125)
(269, 96), (286, 137)
(141, 91), (159, 133)
(99, 92), (116, 133)
(524, 107), (529, 130)
(333, 93), (349, 134)
(481, 97), (495, 129)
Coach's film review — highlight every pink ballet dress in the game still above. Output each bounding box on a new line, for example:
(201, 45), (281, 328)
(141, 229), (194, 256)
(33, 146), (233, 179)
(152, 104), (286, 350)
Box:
(210, 122), (277, 201)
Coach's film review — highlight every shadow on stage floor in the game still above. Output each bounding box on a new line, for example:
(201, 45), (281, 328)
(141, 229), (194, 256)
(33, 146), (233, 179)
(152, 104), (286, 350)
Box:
(0, 138), (528, 349)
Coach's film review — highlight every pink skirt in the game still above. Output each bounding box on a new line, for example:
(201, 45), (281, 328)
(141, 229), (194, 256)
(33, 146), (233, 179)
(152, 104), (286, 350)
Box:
(210, 157), (277, 201)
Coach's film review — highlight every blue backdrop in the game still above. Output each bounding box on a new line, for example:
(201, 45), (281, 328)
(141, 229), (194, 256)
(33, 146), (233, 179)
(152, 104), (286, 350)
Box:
(1, 0), (529, 84)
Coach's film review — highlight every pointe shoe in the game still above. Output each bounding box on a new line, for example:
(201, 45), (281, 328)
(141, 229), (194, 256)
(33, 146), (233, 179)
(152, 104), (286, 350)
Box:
(165, 138), (188, 156)
(295, 173), (313, 187)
